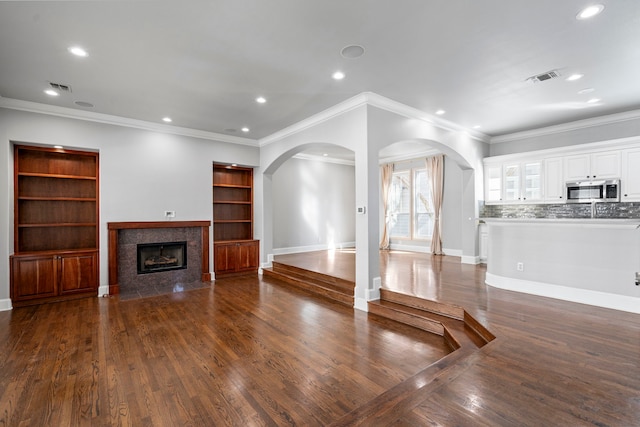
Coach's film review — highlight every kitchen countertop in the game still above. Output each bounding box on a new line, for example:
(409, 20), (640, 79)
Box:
(480, 217), (640, 228)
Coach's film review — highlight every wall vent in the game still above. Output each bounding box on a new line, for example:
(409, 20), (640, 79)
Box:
(527, 70), (561, 84)
(49, 82), (72, 92)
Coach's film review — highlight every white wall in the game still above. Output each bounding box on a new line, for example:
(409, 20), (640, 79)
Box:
(490, 112), (640, 156)
(271, 157), (355, 252)
(0, 108), (259, 302)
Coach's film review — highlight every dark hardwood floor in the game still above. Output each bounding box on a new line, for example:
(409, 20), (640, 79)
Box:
(1, 250), (639, 426)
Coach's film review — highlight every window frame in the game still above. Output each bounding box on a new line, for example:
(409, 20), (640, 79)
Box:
(388, 166), (433, 242)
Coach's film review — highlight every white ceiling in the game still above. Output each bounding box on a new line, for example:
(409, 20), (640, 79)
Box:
(1, 1), (639, 145)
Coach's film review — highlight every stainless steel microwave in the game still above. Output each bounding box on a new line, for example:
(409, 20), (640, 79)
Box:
(565, 179), (620, 203)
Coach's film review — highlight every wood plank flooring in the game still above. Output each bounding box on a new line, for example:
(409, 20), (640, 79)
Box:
(1, 249), (639, 426)
(0, 274), (448, 426)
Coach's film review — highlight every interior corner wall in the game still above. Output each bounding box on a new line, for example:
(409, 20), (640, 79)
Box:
(271, 157), (355, 252)
(0, 108), (259, 301)
(0, 117), (11, 301)
(489, 115), (640, 156)
(441, 157), (463, 251)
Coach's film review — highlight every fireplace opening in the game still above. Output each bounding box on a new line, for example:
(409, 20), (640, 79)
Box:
(137, 241), (187, 274)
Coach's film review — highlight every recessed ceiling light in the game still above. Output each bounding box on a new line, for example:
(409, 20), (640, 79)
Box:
(576, 4), (604, 20)
(256, 96), (266, 104)
(323, 153), (328, 157)
(241, 127), (250, 133)
(473, 125), (482, 129)
(44, 89), (59, 96)
(231, 164), (238, 167)
(162, 117), (172, 123)
(341, 45), (365, 59)
(68, 46), (88, 57)
(54, 145), (63, 149)
(578, 88), (595, 94)
(435, 109), (446, 115)
(586, 98), (601, 104)
(332, 71), (345, 80)
(566, 74), (584, 81)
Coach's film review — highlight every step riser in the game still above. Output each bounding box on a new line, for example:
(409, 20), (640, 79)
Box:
(368, 304), (444, 336)
(263, 269), (354, 306)
(272, 262), (354, 291)
(271, 266), (352, 294)
(380, 288), (464, 320)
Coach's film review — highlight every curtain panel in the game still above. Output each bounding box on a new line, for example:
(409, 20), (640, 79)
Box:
(426, 155), (445, 255)
(379, 163), (394, 249)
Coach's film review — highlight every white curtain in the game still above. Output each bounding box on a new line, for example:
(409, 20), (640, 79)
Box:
(379, 163), (394, 250)
(426, 155), (444, 255)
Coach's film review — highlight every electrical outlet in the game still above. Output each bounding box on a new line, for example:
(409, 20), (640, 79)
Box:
(516, 262), (524, 272)
(165, 211), (175, 218)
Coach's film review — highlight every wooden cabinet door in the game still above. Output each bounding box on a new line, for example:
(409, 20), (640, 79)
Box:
(236, 241), (259, 272)
(214, 243), (237, 274)
(10, 255), (57, 301)
(59, 252), (98, 295)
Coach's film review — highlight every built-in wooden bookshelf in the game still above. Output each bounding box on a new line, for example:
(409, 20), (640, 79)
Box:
(11, 145), (99, 306)
(212, 164), (259, 277)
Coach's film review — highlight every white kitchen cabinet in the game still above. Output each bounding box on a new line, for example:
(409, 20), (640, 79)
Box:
(621, 148), (640, 201)
(502, 161), (542, 203)
(484, 164), (502, 203)
(564, 151), (620, 181)
(544, 157), (564, 202)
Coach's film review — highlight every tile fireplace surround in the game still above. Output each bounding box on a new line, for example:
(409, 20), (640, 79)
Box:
(108, 221), (211, 296)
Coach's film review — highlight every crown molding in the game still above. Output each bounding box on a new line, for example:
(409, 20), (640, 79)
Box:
(490, 108), (640, 144)
(259, 92), (491, 147)
(364, 92), (490, 143)
(0, 97), (259, 147)
(259, 93), (369, 146)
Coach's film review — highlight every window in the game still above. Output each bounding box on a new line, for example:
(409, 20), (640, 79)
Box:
(388, 168), (434, 240)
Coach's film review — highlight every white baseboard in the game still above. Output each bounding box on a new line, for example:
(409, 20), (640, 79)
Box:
(0, 298), (12, 311)
(461, 255), (481, 265)
(486, 272), (640, 314)
(98, 285), (110, 297)
(272, 242), (355, 255)
(354, 297), (368, 312)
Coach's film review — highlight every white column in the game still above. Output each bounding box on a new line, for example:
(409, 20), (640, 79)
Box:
(353, 139), (381, 311)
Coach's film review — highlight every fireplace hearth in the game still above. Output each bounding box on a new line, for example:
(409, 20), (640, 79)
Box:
(137, 241), (187, 274)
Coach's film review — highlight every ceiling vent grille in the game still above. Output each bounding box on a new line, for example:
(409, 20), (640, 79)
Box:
(49, 82), (72, 92)
(527, 70), (561, 84)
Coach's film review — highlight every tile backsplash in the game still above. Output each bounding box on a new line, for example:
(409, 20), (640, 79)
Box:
(481, 202), (640, 219)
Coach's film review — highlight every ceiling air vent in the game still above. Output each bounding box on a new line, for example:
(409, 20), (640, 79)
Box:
(49, 82), (72, 93)
(527, 70), (561, 84)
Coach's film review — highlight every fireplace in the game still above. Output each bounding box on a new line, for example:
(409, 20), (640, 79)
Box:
(137, 241), (187, 274)
(107, 221), (211, 295)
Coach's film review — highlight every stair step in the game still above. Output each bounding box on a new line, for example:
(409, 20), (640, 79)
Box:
(271, 262), (354, 292)
(380, 288), (464, 320)
(263, 267), (354, 306)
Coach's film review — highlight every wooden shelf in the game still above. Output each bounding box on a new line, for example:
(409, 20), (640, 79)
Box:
(18, 172), (97, 180)
(11, 145), (99, 305)
(213, 164), (258, 276)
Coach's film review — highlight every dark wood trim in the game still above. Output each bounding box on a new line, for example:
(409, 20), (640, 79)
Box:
(201, 226), (211, 281)
(108, 228), (119, 294)
(107, 220), (210, 230)
(107, 221), (211, 295)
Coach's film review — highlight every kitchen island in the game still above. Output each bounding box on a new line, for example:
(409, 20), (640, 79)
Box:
(482, 218), (640, 313)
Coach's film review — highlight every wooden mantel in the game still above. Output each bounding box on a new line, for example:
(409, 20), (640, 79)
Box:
(107, 221), (211, 295)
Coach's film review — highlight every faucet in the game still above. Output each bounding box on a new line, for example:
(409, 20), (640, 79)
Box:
(590, 200), (597, 219)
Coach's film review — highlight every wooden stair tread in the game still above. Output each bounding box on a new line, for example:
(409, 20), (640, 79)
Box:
(368, 299), (486, 350)
(262, 267), (354, 306)
(271, 262), (354, 291)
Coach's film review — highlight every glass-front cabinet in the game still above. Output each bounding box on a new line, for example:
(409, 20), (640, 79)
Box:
(485, 161), (542, 204)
